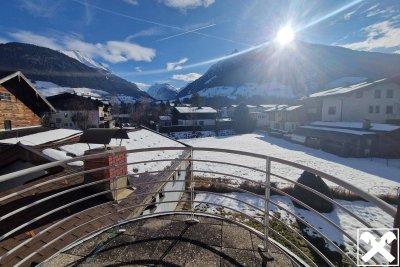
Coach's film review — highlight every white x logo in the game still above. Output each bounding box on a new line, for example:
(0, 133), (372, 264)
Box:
(360, 231), (397, 263)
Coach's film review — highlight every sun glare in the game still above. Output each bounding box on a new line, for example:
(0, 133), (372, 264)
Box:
(276, 25), (295, 45)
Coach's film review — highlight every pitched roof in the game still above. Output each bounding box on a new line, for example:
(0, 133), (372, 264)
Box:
(175, 106), (217, 114)
(308, 78), (388, 98)
(0, 71), (56, 113)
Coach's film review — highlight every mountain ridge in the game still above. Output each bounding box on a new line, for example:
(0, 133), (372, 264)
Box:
(178, 41), (400, 98)
(0, 42), (151, 100)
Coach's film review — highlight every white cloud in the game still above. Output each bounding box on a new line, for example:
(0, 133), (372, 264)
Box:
(159, 0), (215, 10)
(135, 66), (143, 72)
(126, 27), (164, 41)
(9, 30), (63, 50)
(123, 0), (139, 5)
(343, 10), (357, 21)
(166, 58), (188, 70)
(18, 0), (60, 18)
(172, 72), (201, 82)
(342, 20), (400, 51)
(134, 82), (151, 91)
(8, 30), (156, 63)
(366, 6), (397, 18)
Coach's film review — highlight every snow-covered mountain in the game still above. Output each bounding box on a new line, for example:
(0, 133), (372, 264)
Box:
(178, 41), (400, 99)
(0, 42), (151, 99)
(60, 50), (109, 71)
(147, 83), (178, 100)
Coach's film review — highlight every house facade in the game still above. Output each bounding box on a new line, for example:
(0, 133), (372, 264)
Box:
(307, 77), (400, 124)
(46, 93), (113, 129)
(173, 106), (217, 126)
(0, 71), (55, 130)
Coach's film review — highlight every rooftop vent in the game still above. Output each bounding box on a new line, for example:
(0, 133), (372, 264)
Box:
(79, 128), (129, 146)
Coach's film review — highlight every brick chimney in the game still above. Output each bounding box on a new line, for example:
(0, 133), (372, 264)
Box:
(84, 146), (131, 200)
(362, 119), (371, 130)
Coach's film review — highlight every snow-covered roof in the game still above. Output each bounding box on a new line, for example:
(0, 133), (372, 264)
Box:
(285, 105), (303, 111)
(216, 118), (232, 122)
(159, 116), (171, 121)
(0, 129), (82, 146)
(310, 121), (400, 132)
(309, 78), (387, 98)
(59, 128), (187, 174)
(259, 104), (278, 109)
(175, 106), (217, 114)
(300, 125), (376, 136)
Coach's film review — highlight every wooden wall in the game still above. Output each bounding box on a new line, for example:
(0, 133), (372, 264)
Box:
(0, 85), (41, 129)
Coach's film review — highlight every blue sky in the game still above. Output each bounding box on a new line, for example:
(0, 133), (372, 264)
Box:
(1, 0), (400, 90)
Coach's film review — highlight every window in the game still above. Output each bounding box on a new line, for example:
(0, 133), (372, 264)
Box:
(328, 106), (336, 115)
(386, 106), (393, 114)
(386, 89), (394, 98)
(355, 91), (363, 98)
(4, 120), (11, 130)
(368, 106), (373, 114)
(375, 106), (380, 113)
(374, 90), (381, 98)
(0, 92), (11, 101)
(55, 118), (62, 123)
(199, 121), (204, 126)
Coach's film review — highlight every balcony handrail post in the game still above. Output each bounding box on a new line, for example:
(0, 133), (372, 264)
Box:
(186, 147), (199, 224)
(190, 147), (194, 220)
(259, 157), (273, 261)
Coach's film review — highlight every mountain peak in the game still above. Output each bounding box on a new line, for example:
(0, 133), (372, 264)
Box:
(59, 50), (109, 72)
(147, 83), (178, 100)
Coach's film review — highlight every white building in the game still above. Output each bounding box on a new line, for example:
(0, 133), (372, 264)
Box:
(173, 106), (217, 126)
(308, 76), (400, 124)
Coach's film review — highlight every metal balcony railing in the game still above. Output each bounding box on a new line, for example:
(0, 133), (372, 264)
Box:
(0, 147), (397, 267)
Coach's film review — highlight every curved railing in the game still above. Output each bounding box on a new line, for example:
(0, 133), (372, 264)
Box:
(0, 147), (397, 267)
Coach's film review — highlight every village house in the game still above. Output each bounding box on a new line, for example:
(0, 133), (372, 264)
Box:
(0, 71), (55, 131)
(305, 76), (400, 124)
(172, 106), (218, 127)
(46, 93), (114, 130)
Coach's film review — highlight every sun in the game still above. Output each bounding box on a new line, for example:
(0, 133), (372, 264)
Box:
(276, 25), (295, 45)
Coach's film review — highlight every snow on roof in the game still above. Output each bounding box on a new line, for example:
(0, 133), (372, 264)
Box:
(59, 128), (187, 174)
(0, 129), (82, 146)
(175, 106), (217, 114)
(309, 78), (387, 98)
(159, 116), (171, 121)
(285, 105), (303, 111)
(259, 104), (278, 109)
(216, 118), (232, 122)
(300, 125), (376, 135)
(310, 121), (400, 132)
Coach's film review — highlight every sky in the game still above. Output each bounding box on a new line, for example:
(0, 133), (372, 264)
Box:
(0, 0), (400, 90)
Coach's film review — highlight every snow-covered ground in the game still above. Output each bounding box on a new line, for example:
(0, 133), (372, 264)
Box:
(58, 129), (186, 174)
(183, 132), (400, 196)
(195, 192), (393, 260)
(34, 81), (110, 98)
(196, 81), (296, 99)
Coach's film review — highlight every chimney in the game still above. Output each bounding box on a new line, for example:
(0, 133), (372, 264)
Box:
(83, 146), (132, 200)
(362, 119), (371, 130)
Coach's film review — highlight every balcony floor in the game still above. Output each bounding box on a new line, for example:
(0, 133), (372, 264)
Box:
(41, 214), (299, 267)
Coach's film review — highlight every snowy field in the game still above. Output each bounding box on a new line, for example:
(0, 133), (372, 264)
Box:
(195, 192), (393, 260)
(183, 132), (400, 196)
